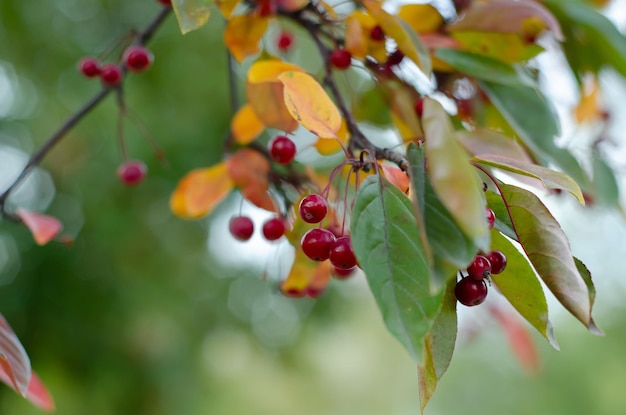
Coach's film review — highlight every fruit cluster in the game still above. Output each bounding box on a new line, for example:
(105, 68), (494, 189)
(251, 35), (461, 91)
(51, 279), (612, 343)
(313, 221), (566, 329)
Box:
(454, 207), (507, 307)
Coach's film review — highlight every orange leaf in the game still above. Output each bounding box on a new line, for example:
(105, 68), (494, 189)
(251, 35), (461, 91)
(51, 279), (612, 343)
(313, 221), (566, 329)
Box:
(278, 71), (341, 138)
(215, 0), (240, 19)
(231, 104), (265, 144)
(226, 148), (270, 188)
(315, 118), (349, 155)
(224, 14), (269, 62)
(170, 163), (234, 219)
(0, 314), (31, 397)
(16, 209), (62, 245)
(380, 163), (410, 193)
(241, 185), (278, 213)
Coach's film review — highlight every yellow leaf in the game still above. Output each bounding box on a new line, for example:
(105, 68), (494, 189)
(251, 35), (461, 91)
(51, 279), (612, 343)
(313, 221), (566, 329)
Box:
(215, 0), (240, 19)
(172, 0), (213, 35)
(247, 60), (304, 83)
(231, 104), (265, 144)
(345, 13), (369, 59)
(224, 14), (269, 62)
(451, 31), (543, 64)
(397, 4), (443, 34)
(278, 71), (341, 138)
(315, 118), (349, 155)
(575, 75), (600, 123)
(16, 209), (62, 245)
(170, 163), (234, 219)
(281, 249), (317, 296)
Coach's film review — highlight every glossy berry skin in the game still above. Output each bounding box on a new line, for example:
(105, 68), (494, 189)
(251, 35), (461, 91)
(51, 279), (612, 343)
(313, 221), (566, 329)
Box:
(330, 236), (357, 270)
(229, 216), (254, 241)
(370, 25), (385, 41)
(157, 0), (172, 5)
(301, 228), (335, 261)
(330, 49), (352, 70)
(486, 207), (496, 229)
(486, 250), (507, 274)
(78, 57), (101, 78)
(277, 31), (294, 53)
(262, 217), (286, 241)
(333, 266), (355, 280)
(117, 160), (147, 186)
(467, 255), (492, 280)
(455, 277), (488, 307)
(124, 46), (154, 72)
(268, 135), (296, 164)
(100, 64), (123, 87)
(299, 194), (328, 224)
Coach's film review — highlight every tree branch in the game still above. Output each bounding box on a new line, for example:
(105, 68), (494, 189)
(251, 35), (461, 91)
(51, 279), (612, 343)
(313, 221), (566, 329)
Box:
(0, 6), (172, 217)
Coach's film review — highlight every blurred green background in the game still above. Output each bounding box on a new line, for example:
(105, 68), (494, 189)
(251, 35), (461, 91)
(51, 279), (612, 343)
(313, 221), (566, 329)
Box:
(2, 0), (626, 414)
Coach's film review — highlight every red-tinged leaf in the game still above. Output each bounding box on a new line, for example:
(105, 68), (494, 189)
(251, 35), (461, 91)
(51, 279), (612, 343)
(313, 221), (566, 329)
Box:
(16, 209), (62, 246)
(490, 305), (540, 373)
(380, 164), (409, 194)
(422, 98), (489, 251)
(170, 163), (234, 219)
(278, 71), (341, 138)
(448, 0), (563, 41)
(345, 12), (371, 59)
(490, 229), (557, 348)
(226, 148), (270, 189)
(0, 314), (31, 397)
(171, 0), (213, 35)
(224, 14), (268, 62)
(25, 371), (55, 412)
(241, 185), (278, 213)
(418, 278), (457, 413)
(276, 0), (308, 12)
(456, 129), (534, 163)
(499, 183), (593, 330)
(474, 154), (585, 204)
(231, 104), (265, 145)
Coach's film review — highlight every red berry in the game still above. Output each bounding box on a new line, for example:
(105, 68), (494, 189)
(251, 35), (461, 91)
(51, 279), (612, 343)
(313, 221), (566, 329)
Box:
(387, 49), (404, 66)
(330, 49), (352, 70)
(333, 266), (355, 279)
(467, 255), (491, 280)
(277, 31), (294, 53)
(257, 0), (275, 17)
(301, 228), (335, 261)
(262, 217), (286, 241)
(157, 0), (172, 5)
(268, 135), (296, 164)
(117, 160), (147, 186)
(229, 216), (254, 241)
(124, 46), (154, 73)
(299, 194), (328, 224)
(370, 25), (385, 41)
(329, 236), (357, 270)
(486, 207), (496, 229)
(100, 64), (123, 87)
(455, 277), (488, 306)
(78, 57), (101, 78)
(486, 250), (507, 274)
(415, 98), (424, 117)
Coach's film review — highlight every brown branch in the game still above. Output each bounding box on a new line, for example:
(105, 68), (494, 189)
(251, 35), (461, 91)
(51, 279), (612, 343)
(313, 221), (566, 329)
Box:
(0, 6), (172, 218)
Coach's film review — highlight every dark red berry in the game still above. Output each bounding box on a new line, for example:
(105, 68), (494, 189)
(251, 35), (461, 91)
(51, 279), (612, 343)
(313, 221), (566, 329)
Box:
(277, 31), (294, 53)
(268, 135), (296, 164)
(455, 277), (488, 306)
(387, 49), (404, 66)
(262, 217), (286, 241)
(124, 46), (154, 73)
(117, 160), (147, 186)
(415, 98), (424, 117)
(301, 228), (335, 261)
(333, 266), (355, 279)
(330, 49), (352, 70)
(486, 207), (496, 229)
(100, 64), (123, 87)
(78, 57), (101, 78)
(329, 236), (357, 270)
(299, 194), (328, 224)
(257, 0), (275, 17)
(486, 250), (507, 274)
(157, 0), (172, 5)
(467, 255), (491, 280)
(370, 25), (385, 41)
(229, 216), (254, 241)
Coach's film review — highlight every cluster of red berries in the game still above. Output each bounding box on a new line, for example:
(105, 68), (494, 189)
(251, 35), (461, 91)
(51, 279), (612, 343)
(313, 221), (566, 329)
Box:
(77, 45), (154, 88)
(229, 215), (287, 242)
(454, 207), (507, 307)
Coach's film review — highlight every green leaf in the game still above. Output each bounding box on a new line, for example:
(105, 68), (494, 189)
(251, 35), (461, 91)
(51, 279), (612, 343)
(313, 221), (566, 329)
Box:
(490, 229), (558, 348)
(474, 154), (584, 204)
(592, 152), (620, 207)
(351, 175), (442, 360)
(407, 142), (426, 216)
(418, 277), (457, 413)
(172, 0), (214, 34)
(352, 87), (392, 127)
(486, 191), (516, 241)
(499, 184), (593, 330)
(435, 49), (534, 86)
(422, 98), (489, 251)
(479, 81), (588, 187)
(573, 257), (603, 335)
